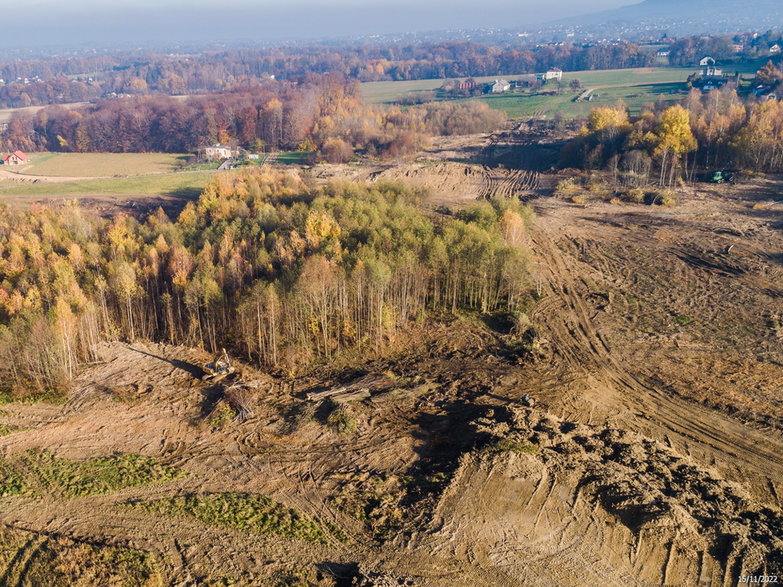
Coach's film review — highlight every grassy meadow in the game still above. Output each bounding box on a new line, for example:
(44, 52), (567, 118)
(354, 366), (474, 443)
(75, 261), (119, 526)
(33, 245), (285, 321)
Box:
(360, 66), (697, 104)
(0, 170), (213, 199)
(361, 61), (768, 120)
(475, 82), (687, 119)
(0, 151), (220, 203)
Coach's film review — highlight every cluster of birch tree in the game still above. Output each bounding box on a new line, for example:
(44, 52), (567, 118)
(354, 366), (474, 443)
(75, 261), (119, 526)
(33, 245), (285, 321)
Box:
(0, 169), (534, 391)
(561, 86), (783, 185)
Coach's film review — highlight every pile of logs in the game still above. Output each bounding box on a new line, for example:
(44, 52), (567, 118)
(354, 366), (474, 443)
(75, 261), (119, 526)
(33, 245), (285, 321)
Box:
(306, 373), (393, 403)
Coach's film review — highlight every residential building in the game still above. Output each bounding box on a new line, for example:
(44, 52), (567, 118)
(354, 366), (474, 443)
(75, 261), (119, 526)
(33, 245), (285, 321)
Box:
(491, 79), (511, 93)
(543, 68), (563, 81)
(204, 144), (236, 160)
(2, 151), (28, 166)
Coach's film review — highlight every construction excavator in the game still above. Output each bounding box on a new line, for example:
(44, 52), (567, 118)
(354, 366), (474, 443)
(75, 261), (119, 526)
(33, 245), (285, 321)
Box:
(202, 348), (235, 382)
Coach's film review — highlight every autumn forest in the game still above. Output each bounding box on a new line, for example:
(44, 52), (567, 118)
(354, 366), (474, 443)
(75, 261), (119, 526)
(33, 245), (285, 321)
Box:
(0, 170), (533, 394)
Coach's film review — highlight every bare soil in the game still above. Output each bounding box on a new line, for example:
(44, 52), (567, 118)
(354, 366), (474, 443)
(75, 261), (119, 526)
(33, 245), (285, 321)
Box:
(0, 128), (782, 585)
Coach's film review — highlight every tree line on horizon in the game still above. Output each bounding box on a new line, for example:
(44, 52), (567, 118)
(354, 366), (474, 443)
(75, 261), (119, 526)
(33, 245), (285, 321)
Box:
(0, 41), (656, 109)
(0, 169), (534, 393)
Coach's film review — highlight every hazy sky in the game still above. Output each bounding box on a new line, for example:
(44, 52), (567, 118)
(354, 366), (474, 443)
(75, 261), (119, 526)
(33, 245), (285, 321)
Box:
(0, 0), (636, 49)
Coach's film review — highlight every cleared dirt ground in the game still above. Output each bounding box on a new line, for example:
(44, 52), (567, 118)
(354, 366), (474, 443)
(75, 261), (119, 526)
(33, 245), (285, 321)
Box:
(0, 127), (782, 585)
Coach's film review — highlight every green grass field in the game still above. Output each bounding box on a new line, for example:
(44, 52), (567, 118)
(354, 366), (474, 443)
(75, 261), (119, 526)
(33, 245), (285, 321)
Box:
(475, 82), (687, 119)
(19, 152), (191, 177)
(360, 67), (698, 104)
(361, 61), (769, 120)
(274, 151), (315, 165)
(0, 170), (213, 199)
(361, 61), (769, 105)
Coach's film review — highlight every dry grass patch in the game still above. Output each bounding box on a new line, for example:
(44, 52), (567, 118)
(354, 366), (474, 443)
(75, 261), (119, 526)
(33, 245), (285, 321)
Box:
(20, 153), (190, 177)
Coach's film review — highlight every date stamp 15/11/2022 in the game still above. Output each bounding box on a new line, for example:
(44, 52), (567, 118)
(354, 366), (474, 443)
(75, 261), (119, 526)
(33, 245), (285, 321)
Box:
(739, 577), (779, 584)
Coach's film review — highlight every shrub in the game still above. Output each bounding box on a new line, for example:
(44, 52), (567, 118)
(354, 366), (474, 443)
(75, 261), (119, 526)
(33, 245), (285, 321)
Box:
(483, 438), (538, 454)
(624, 187), (645, 204)
(207, 401), (236, 428)
(570, 194), (587, 205)
(326, 404), (358, 435)
(586, 180), (611, 197)
(651, 189), (677, 206)
(554, 177), (582, 199)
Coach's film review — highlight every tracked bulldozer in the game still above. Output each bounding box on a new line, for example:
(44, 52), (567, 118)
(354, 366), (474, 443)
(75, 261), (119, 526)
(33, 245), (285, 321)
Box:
(202, 348), (235, 382)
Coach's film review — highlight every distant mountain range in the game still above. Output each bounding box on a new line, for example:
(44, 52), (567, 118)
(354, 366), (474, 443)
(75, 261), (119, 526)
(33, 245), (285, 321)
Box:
(560, 0), (783, 36)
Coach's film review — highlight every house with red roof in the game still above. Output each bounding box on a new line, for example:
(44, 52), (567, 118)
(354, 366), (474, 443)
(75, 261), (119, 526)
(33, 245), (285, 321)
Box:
(2, 151), (28, 166)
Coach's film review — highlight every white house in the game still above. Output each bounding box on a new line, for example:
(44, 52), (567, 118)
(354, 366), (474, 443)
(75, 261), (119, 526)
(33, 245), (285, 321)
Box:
(204, 144), (236, 160)
(699, 56), (716, 67)
(491, 79), (511, 93)
(702, 65), (723, 77)
(770, 44), (782, 55)
(543, 68), (563, 81)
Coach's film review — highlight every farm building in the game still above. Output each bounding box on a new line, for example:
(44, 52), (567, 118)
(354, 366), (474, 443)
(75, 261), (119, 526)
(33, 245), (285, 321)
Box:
(702, 65), (723, 77)
(458, 80), (478, 90)
(491, 79), (511, 93)
(2, 151), (28, 166)
(770, 44), (782, 55)
(203, 144), (236, 160)
(543, 68), (563, 81)
(699, 56), (716, 67)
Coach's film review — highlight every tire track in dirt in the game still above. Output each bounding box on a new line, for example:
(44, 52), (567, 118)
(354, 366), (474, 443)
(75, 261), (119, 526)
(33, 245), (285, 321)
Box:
(529, 228), (783, 501)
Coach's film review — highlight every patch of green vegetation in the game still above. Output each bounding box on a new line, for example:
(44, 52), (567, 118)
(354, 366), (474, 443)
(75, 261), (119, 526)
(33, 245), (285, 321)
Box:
(483, 438), (539, 455)
(282, 402), (317, 434)
(182, 161), (222, 171)
(26, 544), (163, 587)
(21, 450), (185, 497)
(0, 387), (68, 405)
(475, 83), (686, 120)
(207, 403), (236, 429)
(401, 470), (452, 495)
(0, 459), (30, 496)
(674, 315), (694, 326)
(274, 151), (315, 165)
(321, 520), (350, 544)
(0, 424), (20, 436)
(125, 493), (331, 544)
(326, 404), (358, 435)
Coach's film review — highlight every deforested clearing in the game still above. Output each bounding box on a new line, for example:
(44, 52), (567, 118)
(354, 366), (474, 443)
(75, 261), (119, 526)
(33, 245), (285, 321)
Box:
(0, 148), (779, 583)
